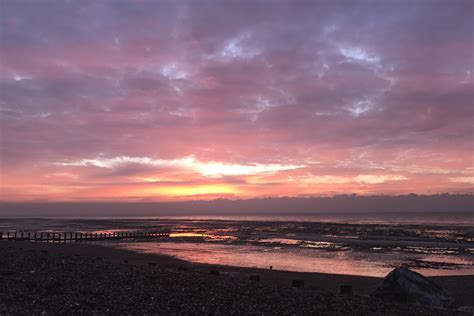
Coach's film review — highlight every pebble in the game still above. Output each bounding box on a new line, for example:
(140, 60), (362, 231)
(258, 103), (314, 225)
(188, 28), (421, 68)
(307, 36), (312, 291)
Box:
(0, 245), (455, 315)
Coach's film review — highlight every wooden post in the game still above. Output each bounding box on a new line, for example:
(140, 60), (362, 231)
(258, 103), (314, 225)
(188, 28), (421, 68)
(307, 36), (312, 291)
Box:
(27, 232), (30, 241)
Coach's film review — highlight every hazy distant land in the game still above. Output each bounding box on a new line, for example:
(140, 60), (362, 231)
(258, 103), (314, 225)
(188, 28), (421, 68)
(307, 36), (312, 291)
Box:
(1, 194), (472, 217)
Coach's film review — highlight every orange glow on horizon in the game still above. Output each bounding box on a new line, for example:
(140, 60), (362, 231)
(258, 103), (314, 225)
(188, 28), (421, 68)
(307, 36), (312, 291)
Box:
(147, 184), (239, 197)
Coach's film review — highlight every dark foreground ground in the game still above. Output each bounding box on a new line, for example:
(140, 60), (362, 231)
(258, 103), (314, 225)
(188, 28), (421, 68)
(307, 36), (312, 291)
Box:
(0, 241), (471, 315)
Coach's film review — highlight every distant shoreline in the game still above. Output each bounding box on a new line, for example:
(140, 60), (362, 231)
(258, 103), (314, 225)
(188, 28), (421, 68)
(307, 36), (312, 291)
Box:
(1, 194), (473, 217)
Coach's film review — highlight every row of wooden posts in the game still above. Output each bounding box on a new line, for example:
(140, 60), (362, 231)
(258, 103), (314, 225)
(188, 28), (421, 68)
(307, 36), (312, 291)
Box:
(0, 231), (170, 242)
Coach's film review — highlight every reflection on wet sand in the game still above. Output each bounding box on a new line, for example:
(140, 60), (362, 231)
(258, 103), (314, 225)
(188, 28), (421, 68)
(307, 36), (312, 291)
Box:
(1, 215), (473, 277)
(115, 241), (474, 277)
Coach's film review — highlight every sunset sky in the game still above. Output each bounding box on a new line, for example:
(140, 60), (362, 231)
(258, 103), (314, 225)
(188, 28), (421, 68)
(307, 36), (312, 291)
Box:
(0, 0), (473, 202)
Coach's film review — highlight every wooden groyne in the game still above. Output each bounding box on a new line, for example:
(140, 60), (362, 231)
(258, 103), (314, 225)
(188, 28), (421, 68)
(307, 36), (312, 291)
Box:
(0, 231), (170, 242)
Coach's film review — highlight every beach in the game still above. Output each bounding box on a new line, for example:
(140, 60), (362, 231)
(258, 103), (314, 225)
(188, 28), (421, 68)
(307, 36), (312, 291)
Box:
(1, 240), (471, 315)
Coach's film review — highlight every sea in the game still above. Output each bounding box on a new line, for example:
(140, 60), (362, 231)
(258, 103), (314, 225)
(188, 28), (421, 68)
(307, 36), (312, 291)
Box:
(1, 212), (473, 277)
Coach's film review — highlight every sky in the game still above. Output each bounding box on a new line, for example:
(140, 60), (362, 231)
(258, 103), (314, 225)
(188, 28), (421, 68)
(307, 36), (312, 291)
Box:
(0, 0), (473, 202)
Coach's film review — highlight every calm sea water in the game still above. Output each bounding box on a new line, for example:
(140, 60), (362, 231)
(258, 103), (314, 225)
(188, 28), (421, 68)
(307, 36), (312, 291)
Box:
(1, 212), (473, 277)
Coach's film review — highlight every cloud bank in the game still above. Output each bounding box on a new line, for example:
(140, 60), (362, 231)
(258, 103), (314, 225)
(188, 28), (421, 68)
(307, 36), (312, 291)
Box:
(1, 0), (473, 201)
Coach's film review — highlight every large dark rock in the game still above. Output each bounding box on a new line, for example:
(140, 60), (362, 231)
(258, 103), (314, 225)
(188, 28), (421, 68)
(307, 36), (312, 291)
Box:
(372, 267), (454, 308)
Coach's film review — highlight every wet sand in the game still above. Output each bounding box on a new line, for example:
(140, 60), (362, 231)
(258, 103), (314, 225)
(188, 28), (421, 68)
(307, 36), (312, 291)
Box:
(0, 240), (472, 314)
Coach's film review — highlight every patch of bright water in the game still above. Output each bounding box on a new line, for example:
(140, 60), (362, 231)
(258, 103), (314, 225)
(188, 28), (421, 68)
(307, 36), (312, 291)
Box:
(113, 241), (474, 277)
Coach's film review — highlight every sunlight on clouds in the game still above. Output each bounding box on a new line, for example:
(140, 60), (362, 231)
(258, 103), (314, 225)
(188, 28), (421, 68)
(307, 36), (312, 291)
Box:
(161, 64), (188, 80)
(354, 175), (408, 184)
(46, 172), (79, 180)
(344, 99), (374, 117)
(213, 32), (263, 60)
(449, 177), (474, 184)
(291, 174), (408, 185)
(339, 46), (380, 64)
(295, 175), (350, 184)
(197, 161), (303, 177)
(55, 156), (305, 177)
